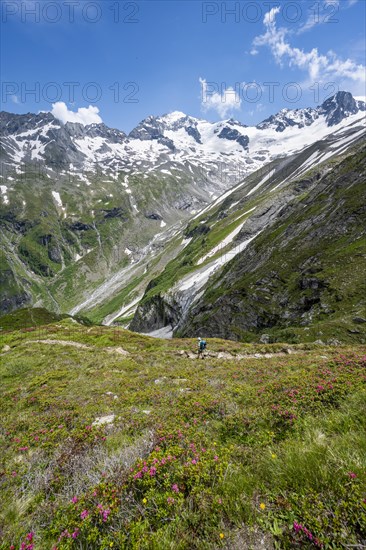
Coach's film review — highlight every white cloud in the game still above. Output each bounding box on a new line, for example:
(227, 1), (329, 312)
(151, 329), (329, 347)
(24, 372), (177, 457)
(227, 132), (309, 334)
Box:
(51, 102), (102, 125)
(298, 0), (362, 34)
(199, 78), (241, 118)
(252, 6), (366, 86)
(298, 0), (340, 34)
(11, 95), (19, 104)
(263, 6), (280, 26)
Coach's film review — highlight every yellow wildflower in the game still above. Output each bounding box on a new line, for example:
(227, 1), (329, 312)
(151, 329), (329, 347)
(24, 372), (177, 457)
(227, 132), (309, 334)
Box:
(271, 453), (277, 459)
(142, 498), (147, 504)
(260, 502), (266, 510)
(219, 533), (225, 539)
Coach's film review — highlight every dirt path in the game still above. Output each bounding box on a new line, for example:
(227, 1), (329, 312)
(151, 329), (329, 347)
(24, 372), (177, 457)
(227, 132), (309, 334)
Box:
(178, 349), (296, 360)
(8, 339), (294, 360)
(28, 339), (90, 349)
(23, 340), (130, 355)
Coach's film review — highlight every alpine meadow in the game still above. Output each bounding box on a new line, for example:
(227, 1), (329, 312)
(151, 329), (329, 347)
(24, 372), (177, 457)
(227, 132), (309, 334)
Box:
(1, 1), (365, 549)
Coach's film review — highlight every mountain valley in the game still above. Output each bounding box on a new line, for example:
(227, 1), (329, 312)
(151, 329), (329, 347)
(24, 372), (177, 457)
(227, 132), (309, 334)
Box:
(1, 91), (365, 344)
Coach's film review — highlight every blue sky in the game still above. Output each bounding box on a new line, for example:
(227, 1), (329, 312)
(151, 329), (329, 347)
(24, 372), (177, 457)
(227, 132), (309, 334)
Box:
(1, 0), (365, 131)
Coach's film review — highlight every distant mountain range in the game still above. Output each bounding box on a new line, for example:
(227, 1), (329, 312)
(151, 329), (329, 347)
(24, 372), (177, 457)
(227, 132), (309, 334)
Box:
(1, 90), (365, 183)
(0, 91), (365, 343)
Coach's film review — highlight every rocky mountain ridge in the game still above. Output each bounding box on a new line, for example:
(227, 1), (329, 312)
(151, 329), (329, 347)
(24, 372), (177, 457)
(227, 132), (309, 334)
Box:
(0, 91), (365, 331)
(130, 131), (366, 344)
(1, 91), (365, 180)
(257, 91), (365, 132)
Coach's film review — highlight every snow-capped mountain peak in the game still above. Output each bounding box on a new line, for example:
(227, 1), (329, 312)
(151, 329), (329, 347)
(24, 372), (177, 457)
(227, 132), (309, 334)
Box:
(256, 91), (365, 133)
(1, 92), (365, 324)
(320, 91), (365, 126)
(159, 110), (188, 123)
(1, 92), (365, 187)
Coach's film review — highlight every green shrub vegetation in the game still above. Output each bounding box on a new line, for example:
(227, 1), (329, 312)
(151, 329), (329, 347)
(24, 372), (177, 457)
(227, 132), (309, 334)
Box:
(1, 319), (365, 548)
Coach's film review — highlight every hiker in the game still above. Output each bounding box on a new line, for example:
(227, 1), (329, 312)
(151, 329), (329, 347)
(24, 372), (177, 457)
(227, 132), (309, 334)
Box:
(197, 337), (207, 359)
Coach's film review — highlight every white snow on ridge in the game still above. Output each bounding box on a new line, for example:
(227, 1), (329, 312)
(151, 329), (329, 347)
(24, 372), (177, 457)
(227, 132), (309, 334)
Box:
(3, 105), (365, 190)
(246, 169), (275, 196)
(244, 110), (365, 159)
(104, 294), (144, 326)
(329, 127), (365, 150)
(291, 151), (323, 180)
(52, 191), (63, 207)
(181, 237), (192, 247)
(274, 126), (366, 185)
(14, 122), (58, 161)
(0, 185), (9, 204)
(196, 207), (257, 265)
(191, 183), (245, 221)
(178, 232), (261, 293)
(160, 111), (187, 124)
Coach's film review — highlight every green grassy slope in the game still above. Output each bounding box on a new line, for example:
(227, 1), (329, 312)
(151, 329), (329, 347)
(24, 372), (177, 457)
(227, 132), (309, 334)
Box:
(0, 307), (92, 331)
(131, 141), (365, 343)
(178, 144), (366, 343)
(1, 320), (365, 548)
(0, 168), (198, 317)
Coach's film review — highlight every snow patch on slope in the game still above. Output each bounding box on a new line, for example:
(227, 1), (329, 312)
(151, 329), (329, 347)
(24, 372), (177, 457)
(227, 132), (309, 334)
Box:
(196, 207), (257, 265)
(177, 232), (261, 293)
(0, 185), (9, 204)
(52, 191), (63, 207)
(246, 169), (275, 196)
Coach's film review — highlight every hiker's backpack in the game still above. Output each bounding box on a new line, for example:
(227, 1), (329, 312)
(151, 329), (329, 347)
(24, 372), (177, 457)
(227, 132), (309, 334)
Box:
(200, 340), (206, 351)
